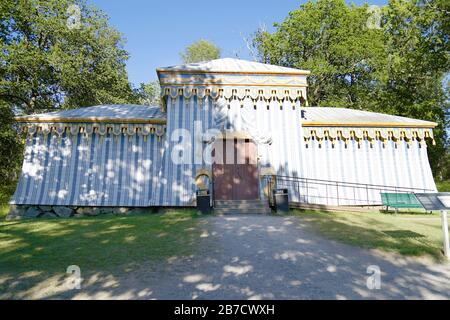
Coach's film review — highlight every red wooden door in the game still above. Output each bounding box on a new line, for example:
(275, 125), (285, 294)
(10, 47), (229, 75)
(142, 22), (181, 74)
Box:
(234, 164), (259, 200)
(213, 164), (232, 200)
(213, 138), (258, 200)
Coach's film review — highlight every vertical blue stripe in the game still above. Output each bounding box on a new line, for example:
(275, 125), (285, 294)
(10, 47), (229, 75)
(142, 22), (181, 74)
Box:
(117, 134), (126, 205)
(86, 133), (97, 205)
(101, 133), (111, 206)
(175, 96), (184, 206)
(68, 133), (81, 205)
(132, 134), (140, 206)
(23, 134), (36, 203)
(30, 135), (43, 204)
(34, 135), (47, 204)
(53, 132), (66, 205)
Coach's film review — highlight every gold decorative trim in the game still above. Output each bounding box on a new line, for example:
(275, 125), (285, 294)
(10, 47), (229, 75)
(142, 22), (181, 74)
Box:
(195, 169), (212, 180)
(302, 121), (437, 128)
(160, 86), (307, 104)
(303, 127), (435, 147)
(18, 123), (166, 138)
(159, 82), (308, 88)
(195, 169), (212, 189)
(157, 69), (311, 76)
(15, 117), (166, 125)
(158, 72), (308, 88)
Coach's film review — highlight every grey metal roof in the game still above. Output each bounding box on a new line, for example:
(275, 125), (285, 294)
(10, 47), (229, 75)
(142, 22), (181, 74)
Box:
(157, 58), (310, 75)
(16, 104), (166, 123)
(15, 104), (436, 128)
(303, 107), (437, 127)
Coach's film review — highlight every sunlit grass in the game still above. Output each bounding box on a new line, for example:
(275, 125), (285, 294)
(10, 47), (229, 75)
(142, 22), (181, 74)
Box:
(292, 209), (446, 261)
(0, 182), (204, 275)
(0, 210), (203, 275)
(436, 180), (450, 192)
(0, 204), (8, 220)
(0, 182), (207, 297)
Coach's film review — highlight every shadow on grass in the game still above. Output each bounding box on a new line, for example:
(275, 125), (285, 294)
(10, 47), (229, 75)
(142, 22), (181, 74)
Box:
(380, 209), (433, 215)
(382, 230), (425, 239)
(0, 209), (204, 276)
(292, 210), (444, 261)
(0, 209), (212, 298)
(0, 213), (449, 299)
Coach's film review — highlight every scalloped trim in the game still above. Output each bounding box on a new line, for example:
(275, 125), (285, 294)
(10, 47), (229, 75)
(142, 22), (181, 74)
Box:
(20, 123), (166, 138)
(303, 127), (435, 147)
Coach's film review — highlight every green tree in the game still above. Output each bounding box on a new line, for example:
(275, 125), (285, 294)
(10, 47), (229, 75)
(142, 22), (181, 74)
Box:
(379, 0), (449, 176)
(133, 81), (161, 106)
(253, 0), (386, 109)
(180, 39), (220, 63)
(0, 0), (137, 184)
(0, 102), (22, 184)
(0, 0), (135, 114)
(252, 0), (449, 177)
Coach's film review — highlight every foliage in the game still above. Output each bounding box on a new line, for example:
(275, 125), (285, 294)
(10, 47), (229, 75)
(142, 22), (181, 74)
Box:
(0, 0), (140, 185)
(0, 180), (17, 208)
(379, 0), (449, 175)
(254, 0), (386, 109)
(0, 180), (16, 220)
(0, 0), (136, 114)
(180, 39), (221, 63)
(133, 81), (161, 106)
(252, 0), (449, 176)
(435, 180), (450, 192)
(0, 102), (22, 183)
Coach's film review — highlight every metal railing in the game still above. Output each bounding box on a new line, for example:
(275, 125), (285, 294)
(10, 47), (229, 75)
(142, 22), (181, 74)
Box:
(263, 175), (435, 206)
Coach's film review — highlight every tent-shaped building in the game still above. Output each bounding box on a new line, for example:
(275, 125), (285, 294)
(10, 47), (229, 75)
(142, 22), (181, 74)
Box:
(9, 58), (437, 218)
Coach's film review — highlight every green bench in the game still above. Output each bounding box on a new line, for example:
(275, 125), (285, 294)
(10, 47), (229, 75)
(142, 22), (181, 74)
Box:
(380, 192), (423, 212)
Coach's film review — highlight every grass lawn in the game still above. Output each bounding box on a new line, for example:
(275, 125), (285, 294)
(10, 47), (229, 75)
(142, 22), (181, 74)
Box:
(0, 209), (204, 298)
(0, 183), (203, 274)
(0, 209), (202, 273)
(436, 180), (450, 192)
(292, 209), (447, 261)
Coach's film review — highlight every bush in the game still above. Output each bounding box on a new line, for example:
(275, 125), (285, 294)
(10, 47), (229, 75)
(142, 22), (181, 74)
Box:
(0, 104), (23, 184)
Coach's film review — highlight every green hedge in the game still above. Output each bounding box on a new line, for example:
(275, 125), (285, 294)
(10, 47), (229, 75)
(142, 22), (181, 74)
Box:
(0, 182), (16, 206)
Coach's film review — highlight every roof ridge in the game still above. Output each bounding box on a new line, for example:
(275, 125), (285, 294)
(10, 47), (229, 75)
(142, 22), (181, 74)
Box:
(157, 57), (310, 75)
(15, 104), (166, 124)
(303, 107), (437, 127)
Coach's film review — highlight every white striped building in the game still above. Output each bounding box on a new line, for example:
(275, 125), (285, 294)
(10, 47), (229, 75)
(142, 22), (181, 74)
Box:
(11, 58), (437, 208)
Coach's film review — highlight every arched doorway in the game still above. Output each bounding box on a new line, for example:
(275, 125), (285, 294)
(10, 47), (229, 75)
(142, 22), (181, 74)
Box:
(212, 133), (259, 201)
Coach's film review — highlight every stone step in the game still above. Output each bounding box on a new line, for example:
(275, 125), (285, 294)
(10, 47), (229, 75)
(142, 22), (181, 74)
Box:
(214, 199), (265, 204)
(214, 204), (268, 210)
(214, 200), (268, 207)
(213, 200), (271, 214)
(214, 207), (272, 215)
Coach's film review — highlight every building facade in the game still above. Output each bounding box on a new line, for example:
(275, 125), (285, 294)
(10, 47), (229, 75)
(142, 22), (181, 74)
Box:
(10, 58), (437, 213)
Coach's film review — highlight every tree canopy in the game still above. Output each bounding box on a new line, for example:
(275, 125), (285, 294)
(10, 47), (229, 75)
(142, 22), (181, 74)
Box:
(0, 0), (135, 114)
(253, 0), (449, 178)
(0, 0), (138, 183)
(133, 81), (161, 107)
(180, 39), (221, 63)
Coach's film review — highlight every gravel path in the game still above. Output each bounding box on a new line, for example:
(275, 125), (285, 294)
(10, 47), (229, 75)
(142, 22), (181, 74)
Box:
(12, 215), (450, 299)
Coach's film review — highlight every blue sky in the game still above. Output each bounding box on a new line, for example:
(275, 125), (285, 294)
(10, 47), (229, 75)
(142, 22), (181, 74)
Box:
(90, 0), (387, 85)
